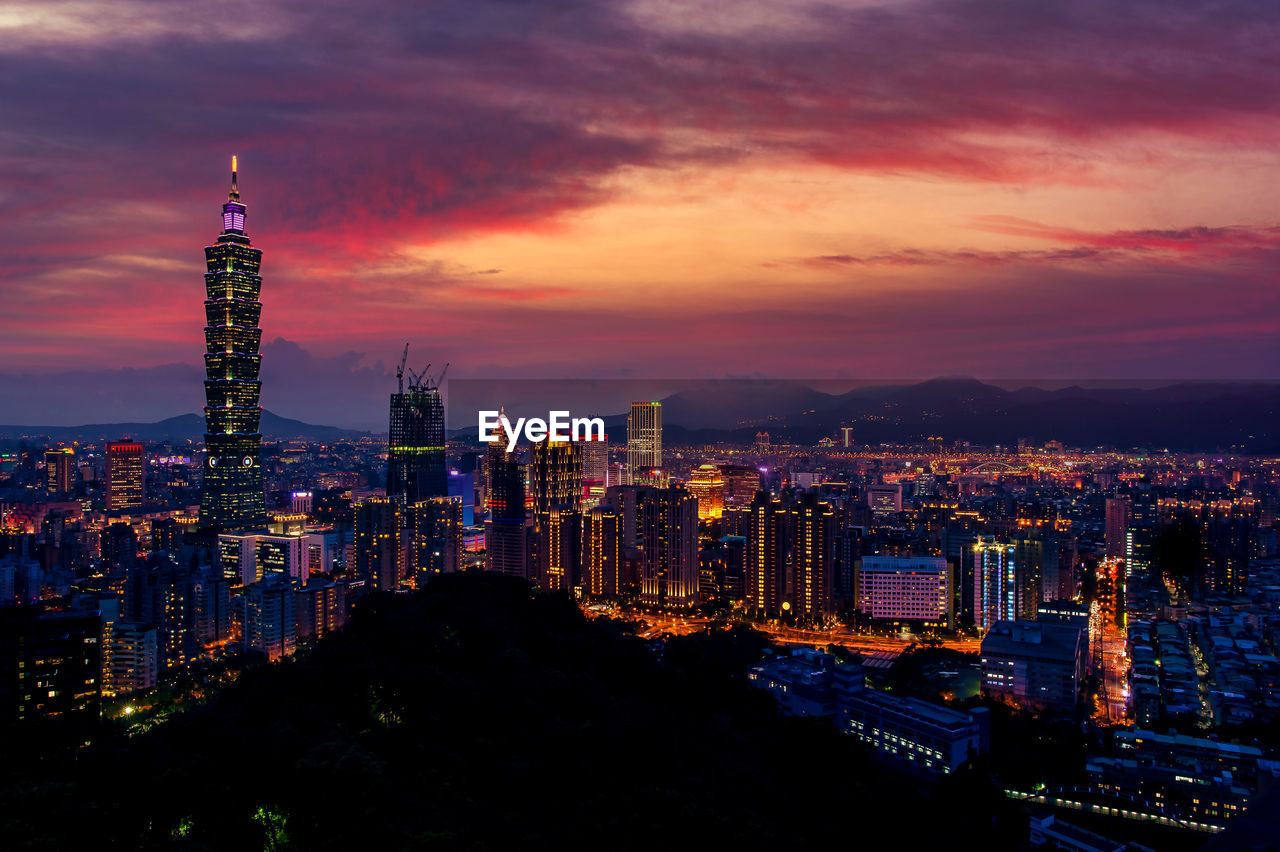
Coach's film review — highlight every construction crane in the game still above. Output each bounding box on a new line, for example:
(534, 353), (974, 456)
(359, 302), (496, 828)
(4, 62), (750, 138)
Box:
(430, 362), (450, 389)
(396, 343), (409, 394)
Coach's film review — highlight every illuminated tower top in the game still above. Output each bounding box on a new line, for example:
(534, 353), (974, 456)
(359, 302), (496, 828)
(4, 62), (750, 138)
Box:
(222, 155), (247, 235)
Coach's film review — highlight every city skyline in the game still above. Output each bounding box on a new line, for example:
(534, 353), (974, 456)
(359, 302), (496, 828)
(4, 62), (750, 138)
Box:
(3, 0), (1279, 426)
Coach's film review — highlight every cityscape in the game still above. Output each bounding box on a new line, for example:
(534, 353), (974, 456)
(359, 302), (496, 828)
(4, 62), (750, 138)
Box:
(4, 1), (1280, 849)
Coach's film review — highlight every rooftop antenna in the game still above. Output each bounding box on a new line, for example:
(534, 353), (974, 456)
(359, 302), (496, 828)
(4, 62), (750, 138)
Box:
(229, 155), (240, 201)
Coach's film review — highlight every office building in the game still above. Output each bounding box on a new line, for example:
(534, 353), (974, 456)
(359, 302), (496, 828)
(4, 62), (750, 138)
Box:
(973, 536), (1036, 631)
(0, 609), (101, 724)
(720, 465), (762, 510)
(866, 483), (902, 516)
(857, 556), (951, 626)
(354, 497), (404, 592)
(484, 438), (528, 578)
(626, 401), (662, 483)
(199, 158), (267, 531)
(244, 573), (297, 662)
(687, 464), (725, 520)
(790, 493), (835, 620)
(1105, 497), (1130, 559)
(44, 449), (74, 494)
(408, 497), (463, 584)
(639, 487), (698, 607)
(745, 492), (788, 617)
(583, 505), (622, 598)
(106, 441), (146, 512)
(387, 372), (447, 505)
(980, 620), (1084, 713)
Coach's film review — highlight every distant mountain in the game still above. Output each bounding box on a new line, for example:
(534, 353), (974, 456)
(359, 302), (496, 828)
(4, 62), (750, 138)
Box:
(0, 411), (371, 442)
(648, 379), (1280, 452)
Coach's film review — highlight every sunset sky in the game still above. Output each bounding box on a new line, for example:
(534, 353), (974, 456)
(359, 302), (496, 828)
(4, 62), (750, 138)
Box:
(2, 0), (1278, 427)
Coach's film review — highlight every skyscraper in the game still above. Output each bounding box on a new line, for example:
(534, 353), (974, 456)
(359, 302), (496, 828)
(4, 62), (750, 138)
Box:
(484, 440), (528, 578)
(199, 157), (267, 531)
(626, 401), (662, 483)
(354, 497), (404, 592)
(408, 497), (463, 585)
(745, 491), (787, 617)
(639, 487), (698, 607)
(387, 370), (447, 505)
(583, 505), (622, 598)
(790, 493), (835, 621)
(106, 441), (145, 512)
(1104, 498), (1130, 559)
(687, 464), (725, 520)
(44, 449), (74, 494)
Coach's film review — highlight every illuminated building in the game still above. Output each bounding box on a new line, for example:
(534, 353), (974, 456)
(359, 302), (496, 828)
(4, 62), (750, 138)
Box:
(866, 483), (902, 516)
(581, 433), (608, 487)
(720, 464), (762, 509)
(529, 440), (581, 517)
(354, 497), (404, 592)
(980, 620), (1084, 712)
(199, 157), (267, 532)
(583, 506), (622, 598)
(626, 401), (662, 483)
(192, 566), (232, 648)
(841, 425), (854, 448)
(687, 464), (725, 519)
(123, 555), (196, 673)
(217, 531), (307, 587)
(541, 504), (582, 593)
(295, 578), (347, 640)
(1124, 487), (1158, 580)
(1105, 497), (1130, 558)
(790, 493), (835, 620)
(0, 609), (101, 723)
(107, 621), (158, 695)
(244, 573), (297, 662)
(745, 492), (787, 617)
(857, 556), (951, 626)
(150, 517), (183, 556)
(106, 441), (145, 511)
(484, 441), (527, 578)
(44, 448), (74, 494)
(408, 497), (462, 584)
(387, 374), (447, 505)
(973, 537), (1021, 631)
(639, 487), (698, 607)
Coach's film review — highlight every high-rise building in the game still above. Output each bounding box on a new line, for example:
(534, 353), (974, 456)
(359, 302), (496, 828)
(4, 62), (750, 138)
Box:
(581, 433), (609, 487)
(791, 493), (835, 620)
(44, 449), (74, 494)
(528, 440), (581, 517)
(866, 483), (902, 517)
(973, 537), (1037, 631)
(0, 609), (101, 724)
(106, 441), (145, 512)
(858, 556), (951, 625)
(745, 492), (788, 617)
(354, 497), (404, 592)
(639, 487), (698, 607)
(721, 465), (762, 510)
(626, 401), (662, 483)
(484, 441), (527, 578)
(245, 573), (297, 662)
(408, 497), (463, 585)
(387, 374), (447, 505)
(541, 504), (582, 593)
(199, 157), (267, 531)
(583, 505), (622, 598)
(687, 464), (725, 520)
(1105, 498), (1130, 559)
(980, 620), (1084, 712)
(123, 555), (196, 673)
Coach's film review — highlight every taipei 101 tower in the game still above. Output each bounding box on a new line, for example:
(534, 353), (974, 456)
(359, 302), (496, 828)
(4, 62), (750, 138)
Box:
(198, 157), (267, 531)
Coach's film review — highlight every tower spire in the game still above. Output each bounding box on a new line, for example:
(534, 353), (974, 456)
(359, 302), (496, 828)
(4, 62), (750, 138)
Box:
(229, 155), (240, 201)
